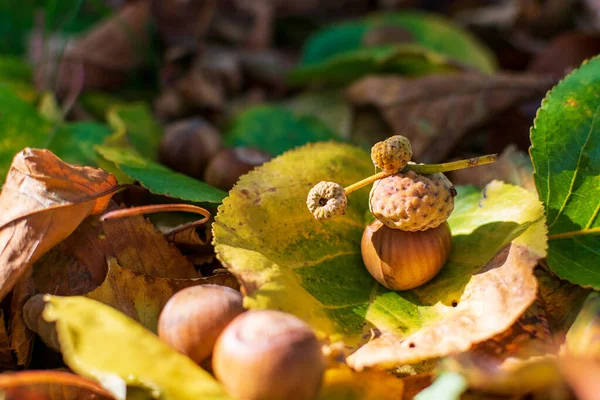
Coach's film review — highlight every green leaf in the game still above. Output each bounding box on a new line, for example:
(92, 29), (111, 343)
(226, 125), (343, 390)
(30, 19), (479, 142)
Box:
(225, 105), (341, 155)
(530, 56), (600, 288)
(0, 85), (51, 182)
(42, 295), (230, 400)
(289, 44), (459, 86)
(414, 372), (467, 400)
(96, 145), (227, 204)
(47, 122), (113, 166)
(290, 11), (495, 86)
(107, 103), (163, 160)
(213, 142), (546, 369)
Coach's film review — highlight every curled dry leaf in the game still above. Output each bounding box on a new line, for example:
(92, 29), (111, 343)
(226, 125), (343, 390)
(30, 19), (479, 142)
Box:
(0, 148), (117, 302)
(9, 271), (35, 367)
(346, 73), (553, 162)
(0, 370), (116, 400)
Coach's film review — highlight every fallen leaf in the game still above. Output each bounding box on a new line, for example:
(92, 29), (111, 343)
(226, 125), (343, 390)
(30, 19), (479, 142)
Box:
(530, 55), (600, 288)
(86, 258), (238, 332)
(38, 1), (151, 97)
(96, 146), (227, 204)
(225, 105), (341, 156)
(346, 73), (553, 162)
(0, 370), (116, 400)
(289, 11), (496, 86)
(318, 367), (404, 400)
(0, 149), (118, 301)
(41, 295), (230, 400)
(106, 103), (163, 161)
(9, 271), (35, 366)
(0, 311), (16, 370)
(47, 122), (113, 167)
(32, 206), (199, 298)
(565, 292), (600, 358)
(213, 142), (546, 370)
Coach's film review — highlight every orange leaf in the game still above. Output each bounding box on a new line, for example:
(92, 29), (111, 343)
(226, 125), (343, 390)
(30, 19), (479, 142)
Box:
(0, 148), (118, 301)
(0, 370), (115, 400)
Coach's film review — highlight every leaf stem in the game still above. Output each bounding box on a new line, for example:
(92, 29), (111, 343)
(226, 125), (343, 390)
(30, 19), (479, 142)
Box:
(101, 204), (211, 224)
(548, 227), (600, 240)
(405, 154), (498, 174)
(343, 154), (497, 195)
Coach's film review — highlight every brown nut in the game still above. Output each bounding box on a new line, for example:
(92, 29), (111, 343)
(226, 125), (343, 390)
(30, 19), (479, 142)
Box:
(361, 220), (452, 291)
(158, 284), (244, 364)
(158, 117), (222, 179)
(203, 147), (271, 191)
(213, 310), (325, 400)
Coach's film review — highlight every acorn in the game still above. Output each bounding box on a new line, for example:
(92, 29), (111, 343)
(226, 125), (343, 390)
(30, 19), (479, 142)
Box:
(213, 310), (325, 400)
(203, 147), (271, 191)
(361, 220), (451, 291)
(158, 117), (222, 180)
(157, 284), (244, 364)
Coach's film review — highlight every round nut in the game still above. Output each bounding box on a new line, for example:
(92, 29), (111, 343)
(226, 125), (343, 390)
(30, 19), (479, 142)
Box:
(158, 117), (222, 179)
(158, 284), (244, 364)
(361, 220), (452, 290)
(203, 147), (271, 191)
(371, 135), (412, 174)
(213, 310), (325, 400)
(369, 171), (455, 231)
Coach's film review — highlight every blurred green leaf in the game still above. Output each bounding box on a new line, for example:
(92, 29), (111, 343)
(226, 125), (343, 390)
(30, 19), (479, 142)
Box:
(107, 103), (163, 160)
(225, 105), (340, 155)
(96, 145), (227, 204)
(48, 122), (112, 166)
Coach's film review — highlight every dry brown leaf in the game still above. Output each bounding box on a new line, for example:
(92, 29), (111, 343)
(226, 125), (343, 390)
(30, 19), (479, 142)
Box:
(86, 257), (238, 332)
(347, 243), (540, 369)
(9, 271), (35, 367)
(32, 204), (198, 298)
(0, 311), (16, 370)
(0, 370), (115, 400)
(37, 1), (151, 96)
(346, 73), (553, 162)
(0, 148), (117, 302)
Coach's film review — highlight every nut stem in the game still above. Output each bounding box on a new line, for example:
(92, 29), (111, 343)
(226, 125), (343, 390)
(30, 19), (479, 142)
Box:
(344, 154), (497, 195)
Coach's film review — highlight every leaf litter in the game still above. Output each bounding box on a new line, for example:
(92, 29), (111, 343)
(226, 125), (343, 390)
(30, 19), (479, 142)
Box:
(0, 2), (599, 399)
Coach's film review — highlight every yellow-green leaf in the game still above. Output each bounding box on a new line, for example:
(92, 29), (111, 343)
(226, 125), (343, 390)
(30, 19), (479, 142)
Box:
(42, 295), (230, 400)
(213, 142), (546, 369)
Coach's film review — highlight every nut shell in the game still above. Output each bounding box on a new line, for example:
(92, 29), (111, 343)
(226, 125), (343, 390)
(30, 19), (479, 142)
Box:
(158, 284), (244, 364)
(361, 220), (451, 290)
(370, 171), (455, 231)
(371, 135), (412, 174)
(204, 147), (271, 191)
(213, 310), (325, 400)
(158, 117), (222, 179)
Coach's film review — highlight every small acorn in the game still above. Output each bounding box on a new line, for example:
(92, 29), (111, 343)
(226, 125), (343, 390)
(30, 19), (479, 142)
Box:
(159, 117), (222, 179)
(213, 310), (325, 400)
(158, 284), (244, 364)
(204, 147), (271, 191)
(361, 220), (452, 291)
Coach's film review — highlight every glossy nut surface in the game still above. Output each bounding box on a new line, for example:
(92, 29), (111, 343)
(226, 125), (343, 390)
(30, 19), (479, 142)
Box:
(213, 310), (325, 400)
(361, 220), (452, 290)
(158, 284), (244, 364)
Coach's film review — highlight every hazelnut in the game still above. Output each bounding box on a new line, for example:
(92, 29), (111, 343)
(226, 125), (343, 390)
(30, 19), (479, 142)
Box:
(213, 310), (325, 400)
(158, 117), (222, 179)
(157, 284), (244, 364)
(361, 220), (452, 291)
(203, 147), (271, 191)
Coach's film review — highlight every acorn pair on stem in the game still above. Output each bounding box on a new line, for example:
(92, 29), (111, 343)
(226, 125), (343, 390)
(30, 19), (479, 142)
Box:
(306, 135), (496, 291)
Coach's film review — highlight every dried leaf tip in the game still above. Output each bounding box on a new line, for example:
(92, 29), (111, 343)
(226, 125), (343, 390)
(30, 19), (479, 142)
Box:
(307, 181), (347, 220)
